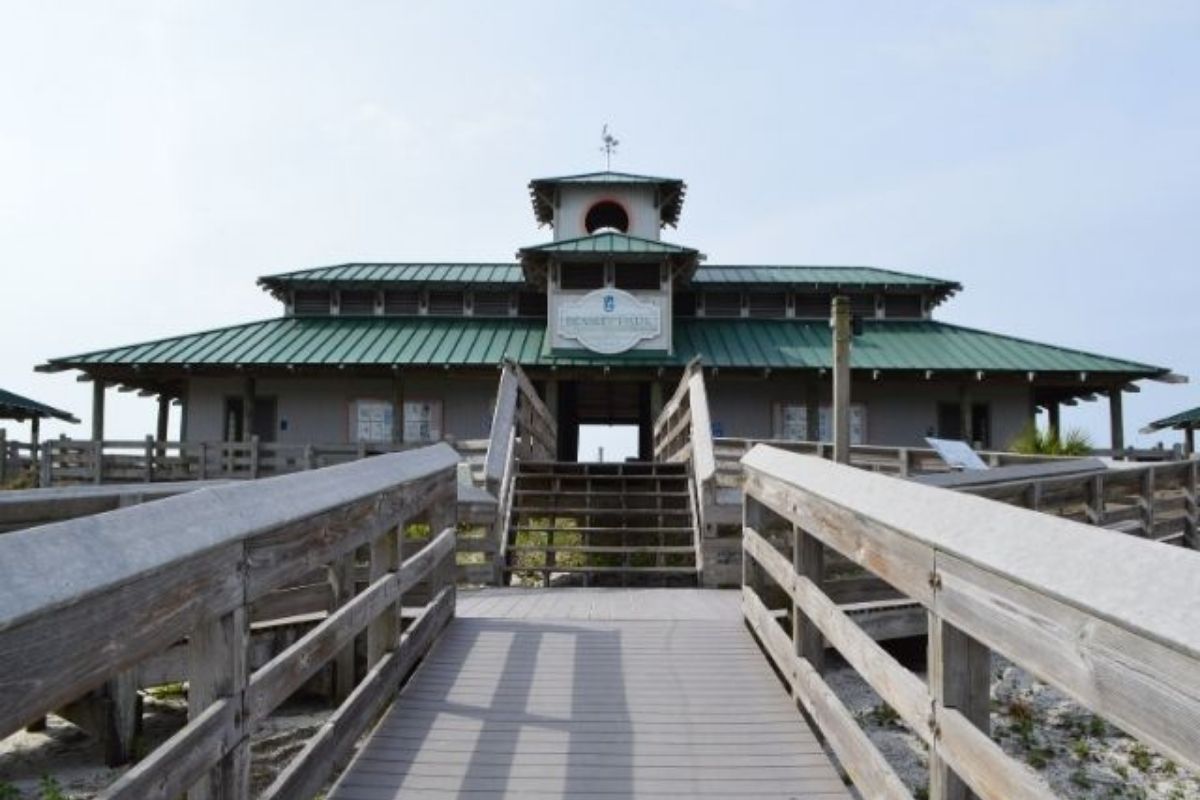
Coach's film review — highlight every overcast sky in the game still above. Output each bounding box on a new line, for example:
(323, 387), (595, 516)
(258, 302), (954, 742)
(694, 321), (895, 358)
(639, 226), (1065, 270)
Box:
(1, 1), (1197, 452)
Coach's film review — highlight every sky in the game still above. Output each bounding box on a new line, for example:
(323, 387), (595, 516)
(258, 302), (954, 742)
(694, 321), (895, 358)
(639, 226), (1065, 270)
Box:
(1, 1), (1197, 454)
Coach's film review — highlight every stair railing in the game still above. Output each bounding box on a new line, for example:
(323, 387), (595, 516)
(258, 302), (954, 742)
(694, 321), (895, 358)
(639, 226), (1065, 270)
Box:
(653, 357), (717, 542)
(483, 359), (558, 583)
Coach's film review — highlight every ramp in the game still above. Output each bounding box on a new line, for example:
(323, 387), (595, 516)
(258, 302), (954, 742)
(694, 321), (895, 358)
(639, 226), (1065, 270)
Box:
(328, 589), (849, 799)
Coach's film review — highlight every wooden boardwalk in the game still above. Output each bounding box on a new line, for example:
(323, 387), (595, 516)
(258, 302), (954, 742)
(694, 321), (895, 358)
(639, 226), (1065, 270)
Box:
(328, 589), (850, 799)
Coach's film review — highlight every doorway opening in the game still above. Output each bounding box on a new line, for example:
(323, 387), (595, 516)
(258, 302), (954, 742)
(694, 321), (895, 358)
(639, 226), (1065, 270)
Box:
(576, 424), (640, 463)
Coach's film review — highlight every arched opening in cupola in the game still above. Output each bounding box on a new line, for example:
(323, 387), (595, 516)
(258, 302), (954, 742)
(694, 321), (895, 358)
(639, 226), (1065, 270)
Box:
(584, 200), (629, 234)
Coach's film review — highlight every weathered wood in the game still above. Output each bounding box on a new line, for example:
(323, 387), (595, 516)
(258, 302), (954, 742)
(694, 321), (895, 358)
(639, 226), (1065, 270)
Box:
(742, 586), (911, 799)
(792, 524), (825, 674)
(188, 608), (249, 800)
(831, 295), (851, 464)
(928, 616), (990, 800)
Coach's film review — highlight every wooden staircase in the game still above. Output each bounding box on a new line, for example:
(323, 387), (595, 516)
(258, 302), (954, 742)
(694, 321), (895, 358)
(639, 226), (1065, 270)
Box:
(503, 460), (701, 586)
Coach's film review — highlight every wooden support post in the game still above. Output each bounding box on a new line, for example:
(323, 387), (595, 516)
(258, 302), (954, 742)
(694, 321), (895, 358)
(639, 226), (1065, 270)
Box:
(367, 525), (401, 667)
(156, 395), (170, 442)
(102, 668), (142, 767)
(1140, 468), (1155, 538)
(92, 379), (106, 441)
(93, 439), (103, 485)
(1185, 424), (1195, 457)
(249, 435), (260, 479)
(830, 296), (851, 463)
(188, 607), (250, 800)
(0, 428), (6, 484)
(241, 377), (256, 443)
(1047, 401), (1061, 436)
(30, 416), (40, 465)
(805, 377), (821, 442)
(144, 434), (154, 483)
(1185, 461), (1198, 551)
(1109, 388), (1125, 452)
(391, 375), (405, 444)
(329, 554), (357, 703)
(791, 524), (824, 675)
(929, 615), (991, 800)
(959, 385), (973, 447)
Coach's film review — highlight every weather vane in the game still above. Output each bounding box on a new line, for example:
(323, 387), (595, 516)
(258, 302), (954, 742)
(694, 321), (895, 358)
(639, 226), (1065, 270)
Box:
(599, 124), (619, 170)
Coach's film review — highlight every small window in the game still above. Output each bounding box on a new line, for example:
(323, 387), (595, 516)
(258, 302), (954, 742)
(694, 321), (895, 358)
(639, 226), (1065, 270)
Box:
(472, 291), (511, 316)
(403, 400), (443, 443)
(703, 291), (742, 317)
(584, 201), (629, 234)
(774, 403), (809, 441)
(748, 293), (786, 318)
(818, 404), (867, 445)
(339, 290), (376, 316)
(614, 264), (660, 291)
(517, 292), (548, 317)
(794, 292), (832, 319)
(351, 399), (394, 442)
(427, 291), (465, 315)
(383, 290), (420, 315)
(884, 294), (924, 319)
(293, 290), (332, 316)
(560, 263), (606, 291)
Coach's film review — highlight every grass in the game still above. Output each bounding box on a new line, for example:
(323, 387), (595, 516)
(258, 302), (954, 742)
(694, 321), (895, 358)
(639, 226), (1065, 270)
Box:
(38, 776), (67, 800)
(1129, 743), (1153, 771)
(145, 681), (187, 699)
(1010, 424), (1092, 456)
(0, 782), (19, 800)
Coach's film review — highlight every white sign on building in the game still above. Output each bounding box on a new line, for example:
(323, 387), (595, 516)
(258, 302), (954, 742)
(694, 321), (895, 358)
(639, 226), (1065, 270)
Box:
(557, 288), (662, 354)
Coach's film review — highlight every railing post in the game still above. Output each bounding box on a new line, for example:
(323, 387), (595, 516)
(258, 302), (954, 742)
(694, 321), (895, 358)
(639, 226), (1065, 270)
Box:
(39, 440), (52, 487)
(188, 607), (250, 800)
(144, 435), (154, 483)
(1086, 474), (1106, 527)
(1140, 468), (1155, 538)
(367, 514), (401, 668)
(928, 613), (991, 800)
(1185, 461), (1198, 550)
(93, 440), (104, 485)
(792, 524), (824, 675)
(329, 553), (357, 703)
(304, 443), (315, 470)
(0, 428), (7, 484)
(250, 435), (260, 479)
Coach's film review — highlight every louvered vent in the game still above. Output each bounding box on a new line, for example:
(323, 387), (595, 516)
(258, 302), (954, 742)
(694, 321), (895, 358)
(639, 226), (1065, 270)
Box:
(673, 292), (697, 317)
(383, 291), (420, 315)
(884, 294), (924, 319)
(747, 293), (786, 318)
(428, 291), (465, 316)
(794, 293), (832, 319)
(293, 290), (332, 316)
(472, 292), (511, 317)
(703, 292), (742, 317)
(851, 294), (878, 318)
(339, 290), (376, 316)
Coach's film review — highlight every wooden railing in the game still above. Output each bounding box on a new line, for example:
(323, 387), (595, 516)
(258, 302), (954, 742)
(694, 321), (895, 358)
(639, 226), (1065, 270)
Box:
(0, 431), (38, 484)
(652, 358), (716, 533)
(949, 459), (1199, 547)
(0, 443), (460, 800)
(740, 444), (1200, 800)
(484, 359), (557, 580)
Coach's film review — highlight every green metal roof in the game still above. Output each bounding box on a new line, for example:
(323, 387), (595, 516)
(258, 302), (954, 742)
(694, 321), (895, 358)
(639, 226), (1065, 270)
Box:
(528, 172), (686, 227)
(1143, 406), (1200, 431)
(259, 262), (955, 290)
(0, 387), (79, 422)
(41, 317), (1167, 378)
(518, 232), (700, 258)
(691, 265), (958, 291)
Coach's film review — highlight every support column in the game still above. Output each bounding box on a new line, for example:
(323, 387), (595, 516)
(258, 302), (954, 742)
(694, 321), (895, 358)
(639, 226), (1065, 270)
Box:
(959, 385), (973, 446)
(391, 374), (404, 444)
(805, 377), (821, 442)
(91, 380), (107, 441)
(156, 395), (170, 442)
(1109, 388), (1124, 452)
(1047, 400), (1061, 435)
(831, 296), (851, 464)
(1185, 424), (1195, 456)
(241, 376), (256, 443)
(30, 416), (40, 463)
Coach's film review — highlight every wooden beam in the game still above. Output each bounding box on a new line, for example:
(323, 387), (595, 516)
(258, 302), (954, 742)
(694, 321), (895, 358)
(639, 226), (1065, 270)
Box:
(831, 295), (851, 464)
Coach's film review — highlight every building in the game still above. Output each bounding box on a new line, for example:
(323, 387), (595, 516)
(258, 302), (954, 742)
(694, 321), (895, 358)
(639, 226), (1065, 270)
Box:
(39, 171), (1172, 458)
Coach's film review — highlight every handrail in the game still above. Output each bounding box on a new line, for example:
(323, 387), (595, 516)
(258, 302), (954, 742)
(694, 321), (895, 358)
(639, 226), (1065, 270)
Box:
(0, 443), (460, 800)
(483, 359), (556, 492)
(653, 358), (716, 540)
(740, 444), (1200, 800)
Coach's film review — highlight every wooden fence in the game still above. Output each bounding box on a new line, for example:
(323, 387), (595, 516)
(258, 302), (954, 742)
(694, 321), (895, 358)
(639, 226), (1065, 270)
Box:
(0, 443), (460, 800)
(651, 358), (716, 533)
(741, 444), (1200, 800)
(0, 431), (38, 484)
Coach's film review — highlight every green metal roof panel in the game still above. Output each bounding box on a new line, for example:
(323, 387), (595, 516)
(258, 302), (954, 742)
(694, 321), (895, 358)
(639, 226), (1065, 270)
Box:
(691, 265), (958, 289)
(258, 263), (526, 290)
(1145, 406), (1200, 431)
(0, 387), (79, 422)
(519, 232), (699, 256)
(43, 318), (1166, 378)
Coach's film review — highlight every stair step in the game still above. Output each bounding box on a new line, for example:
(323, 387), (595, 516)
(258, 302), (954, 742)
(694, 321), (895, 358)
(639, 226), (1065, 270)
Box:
(504, 565), (698, 575)
(514, 490), (691, 498)
(508, 545), (695, 554)
(513, 526), (694, 534)
(513, 507), (692, 517)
